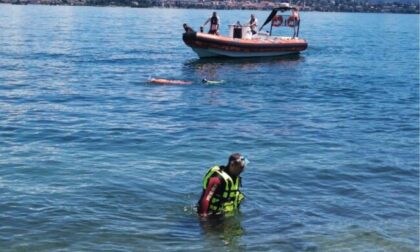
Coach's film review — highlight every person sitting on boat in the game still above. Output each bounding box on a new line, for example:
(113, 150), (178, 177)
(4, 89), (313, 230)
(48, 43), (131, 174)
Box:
(249, 14), (258, 35)
(197, 153), (248, 217)
(183, 23), (195, 33)
(201, 12), (220, 35)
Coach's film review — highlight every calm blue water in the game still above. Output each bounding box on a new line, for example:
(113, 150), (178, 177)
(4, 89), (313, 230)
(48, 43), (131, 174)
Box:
(0, 4), (419, 251)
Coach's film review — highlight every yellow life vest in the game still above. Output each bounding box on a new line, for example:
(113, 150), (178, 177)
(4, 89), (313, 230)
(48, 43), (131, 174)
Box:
(202, 165), (245, 214)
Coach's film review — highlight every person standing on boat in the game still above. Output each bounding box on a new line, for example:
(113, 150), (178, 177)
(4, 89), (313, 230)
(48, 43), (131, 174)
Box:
(197, 153), (248, 217)
(288, 8), (300, 26)
(291, 8), (300, 21)
(201, 12), (220, 35)
(249, 14), (258, 35)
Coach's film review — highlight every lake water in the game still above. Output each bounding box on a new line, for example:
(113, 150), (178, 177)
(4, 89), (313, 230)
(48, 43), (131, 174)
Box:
(0, 4), (419, 251)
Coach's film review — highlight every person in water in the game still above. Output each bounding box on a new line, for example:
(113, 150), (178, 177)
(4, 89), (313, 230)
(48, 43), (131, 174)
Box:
(149, 77), (192, 85)
(202, 78), (225, 84)
(249, 14), (258, 35)
(197, 153), (247, 217)
(201, 12), (220, 35)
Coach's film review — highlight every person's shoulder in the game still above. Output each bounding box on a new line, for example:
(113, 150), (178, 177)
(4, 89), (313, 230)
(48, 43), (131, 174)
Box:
(208, 176), (222, 186)
(210, 166), (226, 179)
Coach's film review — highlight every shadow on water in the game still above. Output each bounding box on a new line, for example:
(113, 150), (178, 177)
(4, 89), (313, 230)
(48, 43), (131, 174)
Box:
(182, 54), (305, 81)
(185, 54), (303, 67)
(199, 215), (245, 250)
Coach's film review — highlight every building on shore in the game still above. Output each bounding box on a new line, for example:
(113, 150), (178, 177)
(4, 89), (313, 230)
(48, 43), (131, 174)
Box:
(1, 0), (419, 14)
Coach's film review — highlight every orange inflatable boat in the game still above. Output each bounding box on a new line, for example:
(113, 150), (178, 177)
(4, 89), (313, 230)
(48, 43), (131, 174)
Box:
(183, 3), (307, 58)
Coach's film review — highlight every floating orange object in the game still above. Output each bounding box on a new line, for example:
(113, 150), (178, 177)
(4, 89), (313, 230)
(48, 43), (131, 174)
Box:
(148, 78), (192, 85)
(272, 15), (283, 27)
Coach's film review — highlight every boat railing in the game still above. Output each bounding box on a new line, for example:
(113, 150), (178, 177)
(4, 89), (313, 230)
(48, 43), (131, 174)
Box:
(271, 15), (300, 28)
(269, 14), (301, 38)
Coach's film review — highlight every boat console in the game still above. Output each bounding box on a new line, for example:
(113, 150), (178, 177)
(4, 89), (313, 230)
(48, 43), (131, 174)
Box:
(228, 24), (252, 39)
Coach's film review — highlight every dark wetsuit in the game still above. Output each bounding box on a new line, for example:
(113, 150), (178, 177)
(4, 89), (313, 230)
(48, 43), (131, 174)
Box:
(209, 16), (219, 34)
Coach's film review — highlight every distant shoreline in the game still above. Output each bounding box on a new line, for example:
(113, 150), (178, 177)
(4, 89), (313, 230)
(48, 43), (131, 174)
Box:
(1, 2), (419, 14)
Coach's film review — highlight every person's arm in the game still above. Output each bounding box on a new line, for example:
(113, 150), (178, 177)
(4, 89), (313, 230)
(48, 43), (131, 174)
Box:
(202, 17), (210, 27)
(198, 177), (221, 216)
(249, 19), (255, 29)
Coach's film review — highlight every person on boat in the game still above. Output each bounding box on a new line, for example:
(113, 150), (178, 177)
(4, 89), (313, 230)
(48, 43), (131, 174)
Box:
(291, 8), (300, 21)
(197, 153), (248, 217)
(201, 12), (220, 35)
(249, 14), (258, 35)
(183, 23), (195, 33)
(288, 8), (300, 26)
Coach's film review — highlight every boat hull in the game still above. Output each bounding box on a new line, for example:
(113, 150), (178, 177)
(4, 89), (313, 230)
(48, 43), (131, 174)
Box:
(183, 32), (308, 58)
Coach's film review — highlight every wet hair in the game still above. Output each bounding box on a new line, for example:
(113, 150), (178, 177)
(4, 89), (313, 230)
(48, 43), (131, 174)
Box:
(228, 153), (243, 166)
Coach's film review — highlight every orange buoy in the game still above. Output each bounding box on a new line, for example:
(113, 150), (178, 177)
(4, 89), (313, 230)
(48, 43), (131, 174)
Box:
(272, 15), (283, 27)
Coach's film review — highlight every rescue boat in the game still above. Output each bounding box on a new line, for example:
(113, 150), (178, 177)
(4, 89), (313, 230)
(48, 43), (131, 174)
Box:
(182, 3), (308, 58)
